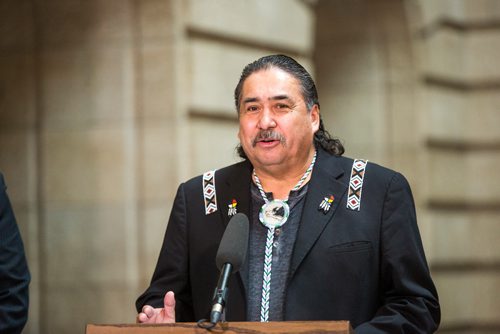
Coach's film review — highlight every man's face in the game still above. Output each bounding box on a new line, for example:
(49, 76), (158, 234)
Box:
(238, 67), (320, 171)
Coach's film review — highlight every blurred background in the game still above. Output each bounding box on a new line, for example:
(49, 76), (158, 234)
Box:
(0, 0), (499, 333)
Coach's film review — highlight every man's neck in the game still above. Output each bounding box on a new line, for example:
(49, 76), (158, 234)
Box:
(253, 150), (316, 200)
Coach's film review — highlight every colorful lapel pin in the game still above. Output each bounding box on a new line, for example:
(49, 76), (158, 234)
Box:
(319, 195), (334, 214)
(228, 198), (238, 216)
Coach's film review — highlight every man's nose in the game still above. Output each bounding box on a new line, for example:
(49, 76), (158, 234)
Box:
(258, 108), (277, 129)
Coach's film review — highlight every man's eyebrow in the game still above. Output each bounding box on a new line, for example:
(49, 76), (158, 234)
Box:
(242, 97), (259, 104)
(270, 95), (291, 101)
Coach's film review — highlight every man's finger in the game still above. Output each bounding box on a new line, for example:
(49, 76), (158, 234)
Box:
(163, 291), (176, 322)
(142, 305), (155, 318)
(137, 312), (150, 323)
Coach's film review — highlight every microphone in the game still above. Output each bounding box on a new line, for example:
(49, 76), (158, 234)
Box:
(210, 213), (249, 324)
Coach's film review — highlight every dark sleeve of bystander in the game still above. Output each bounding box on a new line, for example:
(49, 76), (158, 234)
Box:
(0, 173), (30, 334)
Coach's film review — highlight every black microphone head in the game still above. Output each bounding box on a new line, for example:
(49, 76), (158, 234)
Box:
(215, 213), (249, 273)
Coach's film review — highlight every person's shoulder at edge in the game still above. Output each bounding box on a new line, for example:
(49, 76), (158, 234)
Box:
(317, 150), (405, 185)
(181, 159), (253, 188)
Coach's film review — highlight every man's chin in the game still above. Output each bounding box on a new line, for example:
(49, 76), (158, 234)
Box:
(250, 155), (286, 169)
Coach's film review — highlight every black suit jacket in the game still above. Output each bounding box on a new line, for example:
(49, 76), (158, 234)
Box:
(0, 173), (30, 334)
(137, 149), (440, 333)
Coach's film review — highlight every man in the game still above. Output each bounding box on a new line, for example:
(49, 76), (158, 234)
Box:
(136, 54), (440, 333)
(0, 173), (30, 334)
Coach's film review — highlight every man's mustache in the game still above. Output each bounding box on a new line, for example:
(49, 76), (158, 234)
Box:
(252, 130), (286, 147)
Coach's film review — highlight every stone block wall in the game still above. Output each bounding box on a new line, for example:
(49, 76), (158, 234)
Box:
(1, 1), (179, 332)
(416, 0), (500, 331)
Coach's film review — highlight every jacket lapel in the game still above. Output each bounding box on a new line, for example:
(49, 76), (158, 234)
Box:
(215, 160), (253, 298)
(216, 160), (253, 228)
(289, 151), (349, 279)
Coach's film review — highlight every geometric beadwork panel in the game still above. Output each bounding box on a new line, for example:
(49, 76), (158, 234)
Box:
(346, 159), (368, 211)
(203, 170), (217, 215)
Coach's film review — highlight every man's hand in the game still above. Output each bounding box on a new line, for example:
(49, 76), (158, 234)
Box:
(137, 291), (176, 324)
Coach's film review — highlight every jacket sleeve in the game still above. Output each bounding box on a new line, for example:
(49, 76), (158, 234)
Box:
(355, 173), (440, 334)
(0, 174), (30, 334)
(135, 183), (195, 321)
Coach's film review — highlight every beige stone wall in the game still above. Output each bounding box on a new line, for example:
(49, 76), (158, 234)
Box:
(415, 0), (500, 332)
(0, 1), (180, 332)
(315, 0), (421, 185)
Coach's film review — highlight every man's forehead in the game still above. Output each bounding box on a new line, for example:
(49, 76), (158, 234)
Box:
(241, 69), (301, 98)
(244, 67), (298, 84)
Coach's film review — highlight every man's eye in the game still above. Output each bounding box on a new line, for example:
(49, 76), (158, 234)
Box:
(275, 104), (290, 110)
(246, 106), (259, 112)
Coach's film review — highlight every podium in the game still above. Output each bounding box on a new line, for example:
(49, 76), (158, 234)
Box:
(86, 321), (353, 334)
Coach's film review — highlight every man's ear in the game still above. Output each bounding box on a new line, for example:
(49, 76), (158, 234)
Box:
(310, 104), (320, 132)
